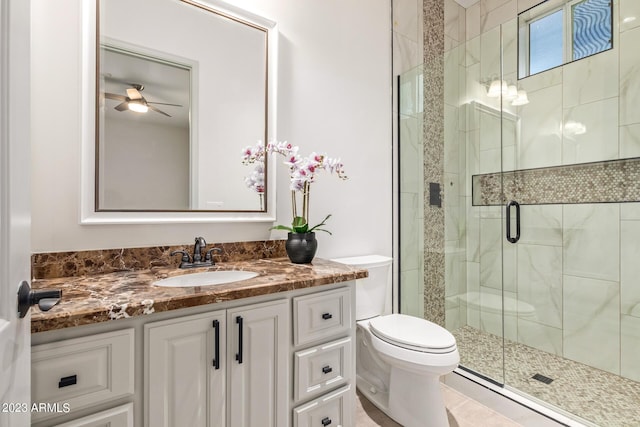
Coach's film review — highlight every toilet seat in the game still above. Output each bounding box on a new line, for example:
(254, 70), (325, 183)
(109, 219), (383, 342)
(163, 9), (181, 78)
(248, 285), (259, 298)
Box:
(369, 314), (456, 354)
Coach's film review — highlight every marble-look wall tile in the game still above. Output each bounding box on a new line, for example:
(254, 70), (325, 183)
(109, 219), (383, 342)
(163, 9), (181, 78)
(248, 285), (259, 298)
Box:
(563, 49), (619, 109)
(401, 268), (424, 317)
(445, 0), (465, 48)
(620, 0), (640, 33)
(400, 193), (422, 271)
(466, 2), (481, 40)
(517, 0), (539, 13)
(501, 18), (518, 76)
(621, 202), (640, 220)
(518, 66), (562, 94)
(480, 26), (501, 80)
(480, 0), (516, 33)
(621, 220), (640, 317)
(445, 245), (466, 297)
(445, 47), (463, 106)
(563, 204), (620, 282)
(517, 318), (563, 356)
(620, 123), (640, 158)
(465, 200), (480, 262)
(519, 84), (563, 169)
(394, 0), (419, 42)
(621, 314), (640, 382)
(563, 275), (620, 375)
(517, 244), (562, 328)
(562, 97), (619, 165)
(393, 32), (419, 77)
(400, 117), (422, 190)
(620, 27), (640, 126)
(518, 205), (562, 246)
(479, 217), (502, 290)
(465, 35), (481, 66)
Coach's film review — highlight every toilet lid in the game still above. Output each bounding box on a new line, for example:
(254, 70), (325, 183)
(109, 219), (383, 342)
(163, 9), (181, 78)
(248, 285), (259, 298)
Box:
(369, 314), (456, 353)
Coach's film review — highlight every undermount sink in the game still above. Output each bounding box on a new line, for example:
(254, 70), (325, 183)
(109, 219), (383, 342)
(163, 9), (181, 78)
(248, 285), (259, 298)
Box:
(153, 271), (259, 288)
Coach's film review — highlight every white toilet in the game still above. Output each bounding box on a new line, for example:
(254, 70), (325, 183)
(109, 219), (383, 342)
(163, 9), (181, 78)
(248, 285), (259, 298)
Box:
(332, 255), (460, 427)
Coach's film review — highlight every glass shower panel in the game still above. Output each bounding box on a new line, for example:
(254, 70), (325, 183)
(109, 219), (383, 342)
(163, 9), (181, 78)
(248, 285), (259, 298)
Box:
(447, 24), (506, 385)
(398, 64), (424, 318)
(500, 4), (640, 423)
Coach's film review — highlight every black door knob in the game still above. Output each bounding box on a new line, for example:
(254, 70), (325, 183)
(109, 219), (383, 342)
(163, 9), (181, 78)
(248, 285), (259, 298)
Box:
(17, 281), (61, 318)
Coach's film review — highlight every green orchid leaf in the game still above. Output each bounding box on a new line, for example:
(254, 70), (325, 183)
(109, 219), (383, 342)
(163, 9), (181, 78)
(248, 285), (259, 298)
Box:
(308, 214), (332, 234)
(292, 216), (308, 228)
(293, 224), (309, 233)
(270, 225), (294, 232)
(310, 228), (332, 235)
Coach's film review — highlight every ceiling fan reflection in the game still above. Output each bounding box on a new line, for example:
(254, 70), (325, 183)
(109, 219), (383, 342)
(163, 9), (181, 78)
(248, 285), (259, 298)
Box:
(103, 83), (182, 117)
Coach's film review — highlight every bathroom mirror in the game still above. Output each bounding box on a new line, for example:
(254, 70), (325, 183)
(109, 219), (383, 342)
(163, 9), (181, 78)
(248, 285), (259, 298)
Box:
(81, 0), (278, 223)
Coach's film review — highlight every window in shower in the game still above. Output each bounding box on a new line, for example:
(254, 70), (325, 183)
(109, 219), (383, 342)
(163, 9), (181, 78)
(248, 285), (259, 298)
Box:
(518, 0), (612, 78)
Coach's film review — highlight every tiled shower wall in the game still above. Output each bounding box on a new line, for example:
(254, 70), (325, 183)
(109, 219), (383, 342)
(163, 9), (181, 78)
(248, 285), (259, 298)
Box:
(440, 0), (640, 382)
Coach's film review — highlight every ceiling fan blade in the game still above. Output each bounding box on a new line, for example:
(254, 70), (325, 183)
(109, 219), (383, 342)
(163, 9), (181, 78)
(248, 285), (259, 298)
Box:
(104, 93), (127, 101)
(146, 101), (183, 107)
(114, 102), (129, 111)
(126, 87), (143, 100)
(148, 105), (171, 117)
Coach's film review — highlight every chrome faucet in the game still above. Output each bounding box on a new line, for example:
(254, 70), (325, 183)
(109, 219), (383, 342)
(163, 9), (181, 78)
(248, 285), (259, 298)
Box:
(171, 237), (222, 269)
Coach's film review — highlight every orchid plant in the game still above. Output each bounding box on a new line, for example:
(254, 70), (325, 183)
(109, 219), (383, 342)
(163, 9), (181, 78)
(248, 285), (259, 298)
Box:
(241, 140), (347, 234)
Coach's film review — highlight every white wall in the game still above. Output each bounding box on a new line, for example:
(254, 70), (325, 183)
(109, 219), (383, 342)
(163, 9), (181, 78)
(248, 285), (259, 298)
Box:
(31, 0), (392, 259)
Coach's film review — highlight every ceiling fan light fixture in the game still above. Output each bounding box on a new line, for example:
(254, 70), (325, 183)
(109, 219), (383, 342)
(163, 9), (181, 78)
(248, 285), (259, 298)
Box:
(128, 101), (148, 113)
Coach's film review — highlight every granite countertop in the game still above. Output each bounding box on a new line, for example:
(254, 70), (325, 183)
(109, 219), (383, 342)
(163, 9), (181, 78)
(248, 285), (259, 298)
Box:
(30, 258), (367, 334)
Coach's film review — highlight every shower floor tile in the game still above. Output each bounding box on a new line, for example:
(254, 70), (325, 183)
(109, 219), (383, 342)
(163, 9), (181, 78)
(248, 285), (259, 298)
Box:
(452, 326), (640, 427)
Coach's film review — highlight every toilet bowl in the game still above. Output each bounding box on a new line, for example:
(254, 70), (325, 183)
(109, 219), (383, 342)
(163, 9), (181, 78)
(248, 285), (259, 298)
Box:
(332, 255), (460, 427)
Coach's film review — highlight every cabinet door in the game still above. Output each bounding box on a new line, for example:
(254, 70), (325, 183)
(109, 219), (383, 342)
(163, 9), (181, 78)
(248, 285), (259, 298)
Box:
(145, 310), (226, 427)
(228, 299), (289, 427)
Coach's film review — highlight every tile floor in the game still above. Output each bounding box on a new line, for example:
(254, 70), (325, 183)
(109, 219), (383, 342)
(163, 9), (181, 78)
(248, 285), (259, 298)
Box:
(355, 384), (523, 426)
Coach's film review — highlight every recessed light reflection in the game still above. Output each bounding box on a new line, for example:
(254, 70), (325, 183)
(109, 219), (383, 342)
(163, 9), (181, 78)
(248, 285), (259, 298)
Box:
(623, 16), (636, 24)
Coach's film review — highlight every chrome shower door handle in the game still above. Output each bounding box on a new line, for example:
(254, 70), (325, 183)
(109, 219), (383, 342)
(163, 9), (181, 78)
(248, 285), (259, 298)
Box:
(506, 200), (521, 244)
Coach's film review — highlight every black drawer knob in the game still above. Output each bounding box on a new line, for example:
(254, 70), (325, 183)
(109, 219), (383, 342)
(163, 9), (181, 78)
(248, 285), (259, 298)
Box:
(322, 365), (333, 374)
(58, 375), (77, 388)
(322, 312), (333, 320)
(321, 417), (332, 426)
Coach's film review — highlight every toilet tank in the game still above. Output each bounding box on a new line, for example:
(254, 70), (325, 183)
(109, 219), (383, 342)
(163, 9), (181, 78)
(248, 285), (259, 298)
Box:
(331, 255), (393, 321)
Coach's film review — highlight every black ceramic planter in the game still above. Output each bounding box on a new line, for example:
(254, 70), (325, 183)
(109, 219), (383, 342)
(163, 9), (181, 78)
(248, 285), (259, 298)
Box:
(285, 232), (318, 264)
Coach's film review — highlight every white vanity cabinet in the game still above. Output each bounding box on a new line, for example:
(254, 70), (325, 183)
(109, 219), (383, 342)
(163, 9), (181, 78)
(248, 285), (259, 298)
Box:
(31, 281), (356, 427)
(145, 299), (289, 427)
(291, 287), (355, 427)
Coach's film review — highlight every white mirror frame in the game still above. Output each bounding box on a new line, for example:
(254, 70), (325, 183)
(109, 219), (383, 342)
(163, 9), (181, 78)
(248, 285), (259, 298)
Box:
(80, 0), (278, 224)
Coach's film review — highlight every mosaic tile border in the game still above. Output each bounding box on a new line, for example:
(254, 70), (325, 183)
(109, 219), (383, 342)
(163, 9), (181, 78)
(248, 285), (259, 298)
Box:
(423, 0), (446, 327)
(32, 240), (287, 280)
(472, 157), (640, 206)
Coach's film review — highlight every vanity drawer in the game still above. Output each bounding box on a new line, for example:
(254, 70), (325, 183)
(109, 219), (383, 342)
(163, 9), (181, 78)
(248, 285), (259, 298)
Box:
(293, 288), (351, 346)
(53, 403), (134, 427)
(32, 329), (134, 421)
(293, 384), (352, 427)
(294, 336), (352, 402)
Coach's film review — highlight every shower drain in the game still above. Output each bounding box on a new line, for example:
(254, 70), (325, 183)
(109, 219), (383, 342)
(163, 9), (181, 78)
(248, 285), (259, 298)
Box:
(532, 373), (554, 384)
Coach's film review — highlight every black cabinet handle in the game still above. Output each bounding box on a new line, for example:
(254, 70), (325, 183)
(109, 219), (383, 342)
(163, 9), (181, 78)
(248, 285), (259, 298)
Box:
(235, 316), (243, 364)
(212, 319), (220, 370)
(322, 312), (333, 320)
(506, 200), (521, 244)
(321, 417), (332, 426)
(58, 375), (77, 388)
(322, 365), (333, 374)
